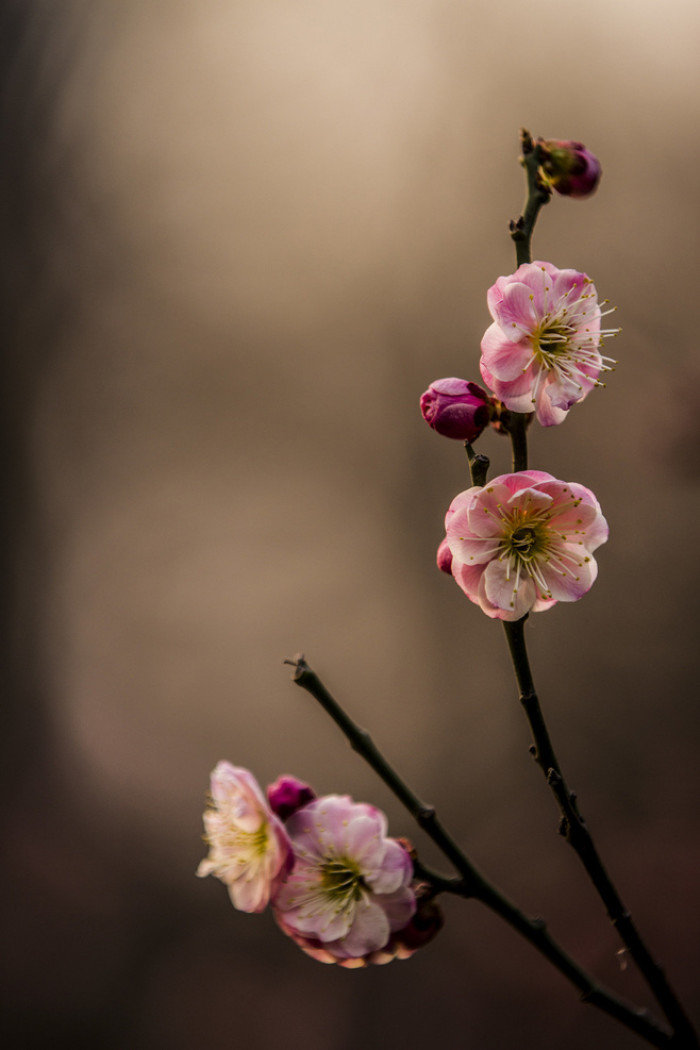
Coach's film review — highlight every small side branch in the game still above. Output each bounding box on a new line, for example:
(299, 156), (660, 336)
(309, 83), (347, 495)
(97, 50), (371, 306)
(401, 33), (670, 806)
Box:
(465, 442), (489, 487)
(286, 654), (676, 1049)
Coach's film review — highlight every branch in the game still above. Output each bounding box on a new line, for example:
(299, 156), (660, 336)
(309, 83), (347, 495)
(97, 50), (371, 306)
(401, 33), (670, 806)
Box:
(509, 128), (551, 268)
(286, 654), (675, 1049)
(502, 618), (699, 1048)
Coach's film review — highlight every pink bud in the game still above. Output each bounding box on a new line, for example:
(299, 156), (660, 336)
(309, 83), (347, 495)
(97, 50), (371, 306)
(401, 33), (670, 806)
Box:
(266, 775), (316, 821)
(436, 538), (453, 575)
(420, 378), (492, 441)
(537, 138), (601, 199)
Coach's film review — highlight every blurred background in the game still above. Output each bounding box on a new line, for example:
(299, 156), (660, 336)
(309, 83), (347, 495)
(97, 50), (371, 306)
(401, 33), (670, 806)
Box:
(2, 1), (699, 1047)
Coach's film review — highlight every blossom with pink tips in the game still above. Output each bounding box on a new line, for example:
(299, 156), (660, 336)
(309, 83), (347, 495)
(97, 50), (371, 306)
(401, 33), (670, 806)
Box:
(197, 762), (293, 913)
(480, 261), (617, 426)
(443, 470), (608, 621)
(272, 794), (416, 963)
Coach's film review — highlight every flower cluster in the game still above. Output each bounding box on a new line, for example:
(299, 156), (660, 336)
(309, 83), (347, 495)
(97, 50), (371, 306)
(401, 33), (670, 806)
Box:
(418, 144), (614, 621)
(198, 763), (439, 966)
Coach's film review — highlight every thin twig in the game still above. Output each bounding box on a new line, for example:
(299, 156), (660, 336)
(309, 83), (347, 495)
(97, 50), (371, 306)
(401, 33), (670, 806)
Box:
(509, 128), (551, 268)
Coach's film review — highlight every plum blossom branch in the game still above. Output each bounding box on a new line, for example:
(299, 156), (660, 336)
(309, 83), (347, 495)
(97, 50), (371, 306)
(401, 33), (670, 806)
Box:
(287, 655), (676, 1049)
(500, 126), (547, 471)
(502, 617), (699, 1048)
(497, 136), (700, 1048)
(509, 128), (551, 268)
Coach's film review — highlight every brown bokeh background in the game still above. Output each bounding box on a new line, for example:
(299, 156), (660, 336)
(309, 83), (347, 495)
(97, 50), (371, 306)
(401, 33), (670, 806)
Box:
(2, 2), (699, 1047)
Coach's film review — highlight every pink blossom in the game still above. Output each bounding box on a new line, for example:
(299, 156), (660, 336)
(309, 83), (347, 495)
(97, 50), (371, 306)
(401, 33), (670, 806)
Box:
(420, 377), (493, 441)
(197, 762), (293, 913)
(443, 470), (608, 621)
(480, 261), (617, 426)
(272, 795), (416, 962)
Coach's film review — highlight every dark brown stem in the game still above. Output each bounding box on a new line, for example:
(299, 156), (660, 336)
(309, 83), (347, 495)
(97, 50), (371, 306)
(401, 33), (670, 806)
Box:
(509, 128), (551, 268)
(287, 655), (676, 1048)
(502, 618), (699, 1048)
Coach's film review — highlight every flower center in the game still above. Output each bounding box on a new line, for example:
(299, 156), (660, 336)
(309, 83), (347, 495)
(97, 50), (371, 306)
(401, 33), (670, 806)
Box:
(533, 320), (572, 359)
(507, 523), (541, 561)
(527, 279), (618, 398)
(320, 858), (366, 905)
(220, 819), (270, 863)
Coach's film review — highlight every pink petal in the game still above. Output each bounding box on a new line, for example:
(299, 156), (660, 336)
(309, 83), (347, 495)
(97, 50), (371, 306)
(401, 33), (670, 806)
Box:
(444, 487), (479, 525)
(366, 839), (412, 894)
(492, 470), (555, 493)
(342, 898), (390, 956)
(544, 371), (591, 412)
(481, 324), (533, 379)
(550, 267), (589, 305)
(531, 595), (558, 613)
(513, 263), (550, 312)
(539, 552), (597, 601)
(491, 361), (539, 398)
(494, 281), (540, 336)
(229, 872), (270, 913)
(451, 560), (487, 602)
(380, 886), (418, 932)
(462, 482), (512, 536)
(504, 485), (553, 516)
(581, 513), (609, 552)
(483, 559), (536, 619)
(449, 534), (500, 567)
(534, 385), (569, 426)
(473, 569), (507, 619)
(486, 274), (510, 319)
(343, 815), (386, 871)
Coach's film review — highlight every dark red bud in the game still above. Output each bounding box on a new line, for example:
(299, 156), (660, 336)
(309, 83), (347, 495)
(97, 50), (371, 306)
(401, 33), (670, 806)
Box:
(420, 378), (493, 441)
(266, 775), (316, 821)
(537, 138), (601, 199)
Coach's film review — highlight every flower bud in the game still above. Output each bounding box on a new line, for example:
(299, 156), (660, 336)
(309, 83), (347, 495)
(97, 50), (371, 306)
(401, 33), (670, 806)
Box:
(420, 378), (492, 441)
(392, 882), (444, 955)
(266, 775), (316, 821)
(537, 139), (601, 199)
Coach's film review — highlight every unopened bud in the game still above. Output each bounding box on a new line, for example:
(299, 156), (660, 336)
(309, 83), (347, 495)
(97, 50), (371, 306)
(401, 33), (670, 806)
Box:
(537, 138), (601, 199)
(266, 775), (316, 821)
(420, 378), (493, 441)
(393, 883), (444, 953)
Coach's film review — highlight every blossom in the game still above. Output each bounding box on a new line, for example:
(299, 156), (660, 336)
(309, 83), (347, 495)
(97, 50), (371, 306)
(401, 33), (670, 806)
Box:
(480, 261), (617, 426)
(197, 761), (293, 913)
(537, 138), (601, 198)
(420, 377), (493, 441)
(272, 794), (416, 963)
(443, 470), (608, 621)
